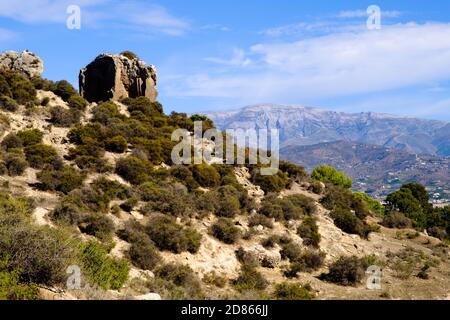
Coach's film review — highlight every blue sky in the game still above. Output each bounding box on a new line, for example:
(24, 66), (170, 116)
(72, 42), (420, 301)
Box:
(1, 0), (450, 120)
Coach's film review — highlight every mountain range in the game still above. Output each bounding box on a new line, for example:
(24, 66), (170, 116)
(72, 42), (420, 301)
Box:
(203, 105), (450, 202)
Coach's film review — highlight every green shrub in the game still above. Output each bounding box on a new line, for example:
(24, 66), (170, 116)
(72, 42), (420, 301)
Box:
(279, 161), (308, 181)
(24, 143), (61, 169)
(37, 165), (84, 194)
(105, 136), (128, 153)
(286, 194), (317, 215)
(192, 164), (221, 188)
(280, 242), (302, 262)
(321, 256), (367, 286)
(232, 265), (268, 291)
(49, 106), (80, 127)
(120, 198), (138, 212)
(128, 238), (161, 271)
(0, 95), (18, 111)
(52, 80), (78, 101)
(312, 165), (352, 188)
(79, 241), (129, 290)
(116, 156), (152, 185)
(67, 94), (88, 111)
(139, 183), (192, 217)
(248, 214), (274, 229)
(297, 216), (321, 248)
(285, 250), (325, 277)
(146, 215), (202, 254)
(273, 282), (314, 300)
(17, 129), (43, 146)
(154, 263), (203, 299)
(353, 192), (384, 216)
(0, 264), (39, 300)
(40, 96), (50, 106)
(121, 96), (163, 117)
(79, 214), (114, 240)
(0, 70), (36, 105)
(211, 218), (241, 244)
(259, 194), (304, 221)
(330, 207), (371, 238)
(50, 201), (84, 226)
(251, 168), (289, 193)
(4, 153), (28, 176)
(308, 181), (324, 194)
(202, 271), (227, 288)
(2, 133), (22, 150)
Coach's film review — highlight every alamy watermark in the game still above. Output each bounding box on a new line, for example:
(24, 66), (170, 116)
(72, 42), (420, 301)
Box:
(66, 5), (81, 30)
(366, 265), (383, 290)
(171, 122), (280, 176)
(367, 5), (382, 30)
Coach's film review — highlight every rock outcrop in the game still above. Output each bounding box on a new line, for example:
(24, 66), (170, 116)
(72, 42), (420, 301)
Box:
(0, 50), (44, 78)
(79, 53), (157, 103)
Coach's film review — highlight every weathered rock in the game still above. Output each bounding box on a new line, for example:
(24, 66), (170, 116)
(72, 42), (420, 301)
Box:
(79, 53), (157, 103)
(0, 50), (44, 78)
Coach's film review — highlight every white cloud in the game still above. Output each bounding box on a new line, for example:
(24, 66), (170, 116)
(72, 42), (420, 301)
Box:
(164, 23), (450, 106)
(0, 0), (189, 36)
(338, 10), (402, 19)
(205, 49), (252, 67)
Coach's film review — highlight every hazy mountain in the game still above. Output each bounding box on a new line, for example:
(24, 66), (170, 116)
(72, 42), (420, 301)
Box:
(203, 104), (450, 156)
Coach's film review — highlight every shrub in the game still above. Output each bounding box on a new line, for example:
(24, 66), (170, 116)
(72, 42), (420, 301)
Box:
(128, 238), (161, 271)
(382, 212), (413, 229)
(308, 181), (325, 194)
(2, 133), (23, 150)
(154, 263), (202, 298)
(139, 183), (192, 217)
(259, 194), (304, 221)
(105, 136), (128, 153)
(202, 271), (227, 288)
(79, 241), (129, 290)
(211, 218), (241, 244)
(53, 80), (78, 101)
(121, 96), (163, 117)
(0, 262), (39, 300)
(4, 153), (28, 176)
(235, 247), (260, 268)
(116, 156), (152, 185)
(0, 95), (18, 111)
(353, 192), (384, 216)
(49, 106), (80, 127)
(79, 214), (114, 240)
(37, 165), (84, 194)
(279, 161), (308, 181)
(120, 198), (138, 212)
(330, 207), (371, 238)
(146, 215), (202, 254)
(24, 143), (61, 169)
(17, 129), (43, 146)
(248, 214), (274, 229)
(67, 94), (88, 111)
(251, 169), (289, 193)
(0, 70), (36, 105)
(285, 250), (325, 277)
(280, 242), (302, 262)
(297, 216), (321, 248)
(322, 256), (367, 286)
(40, 96), (50, 106)
(232, 265), (268, 291)
(192, 164), (221, 188)
(385, 186), (427, 229)
(273, 282), (314, 300)
(312, 165), (352, 188)
(120, 51), (139, 60)
(286, 194), (317, 216)
(50, 201), (84, 226)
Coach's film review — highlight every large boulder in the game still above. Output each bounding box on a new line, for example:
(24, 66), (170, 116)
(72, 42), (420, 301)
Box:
(79, 53), (157, 103)
(0, 50), (44, 78)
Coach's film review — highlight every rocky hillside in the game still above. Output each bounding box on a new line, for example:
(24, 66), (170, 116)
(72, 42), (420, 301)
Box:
(203, 104), (450, 156)
(0, 51), (449, 301)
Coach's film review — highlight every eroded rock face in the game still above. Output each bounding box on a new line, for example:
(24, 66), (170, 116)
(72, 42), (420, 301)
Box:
(79, 53), (157, 103)
(0, 50), (44, 78)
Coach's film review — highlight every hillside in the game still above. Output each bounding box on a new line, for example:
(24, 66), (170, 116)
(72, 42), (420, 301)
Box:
(0, 51), (449, 301)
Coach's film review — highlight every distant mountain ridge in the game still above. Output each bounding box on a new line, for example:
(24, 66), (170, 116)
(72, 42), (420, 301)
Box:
(203, 104), (450, 156)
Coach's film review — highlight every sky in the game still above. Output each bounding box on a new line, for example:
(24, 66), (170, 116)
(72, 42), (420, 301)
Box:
(1, 0), (450, 120)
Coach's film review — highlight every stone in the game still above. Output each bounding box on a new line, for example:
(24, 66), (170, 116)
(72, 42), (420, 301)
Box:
(0, 50), (44, 78)
(79, 53), (157, 103)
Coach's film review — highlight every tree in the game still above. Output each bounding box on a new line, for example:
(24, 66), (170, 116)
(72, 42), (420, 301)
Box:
(311, 165), (352, 189)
